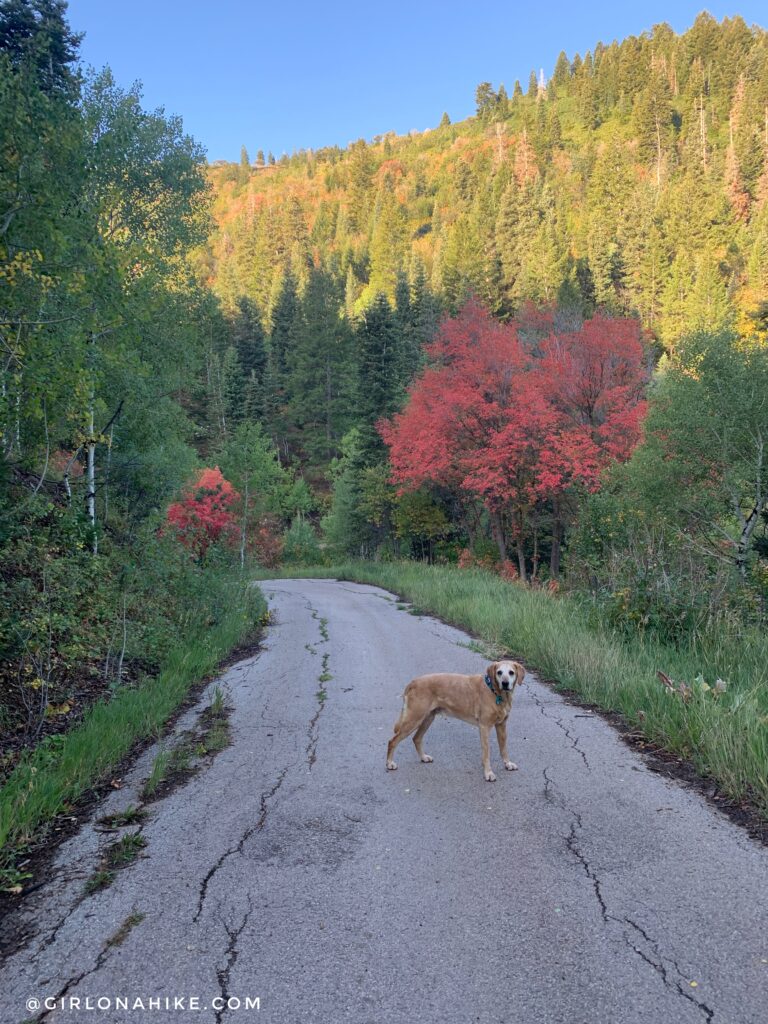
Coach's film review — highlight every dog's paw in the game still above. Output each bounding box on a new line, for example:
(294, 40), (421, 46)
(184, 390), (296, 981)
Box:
(484, 770), (497, 782)
(504, 760), (518, 771)
(386, 760), (398, 771)
(420, 754), (433, 763)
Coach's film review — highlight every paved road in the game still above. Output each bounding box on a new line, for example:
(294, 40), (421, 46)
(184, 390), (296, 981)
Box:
(2, 578), (767, 1024)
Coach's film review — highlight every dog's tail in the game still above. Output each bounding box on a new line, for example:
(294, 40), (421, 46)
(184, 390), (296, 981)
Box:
(392, 688), (410, 734)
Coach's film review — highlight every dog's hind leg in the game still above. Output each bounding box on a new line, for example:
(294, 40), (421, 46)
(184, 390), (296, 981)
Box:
(412, 710), (437, 763)
(495, 721), (517, 771)
(386, 692), (423, 771)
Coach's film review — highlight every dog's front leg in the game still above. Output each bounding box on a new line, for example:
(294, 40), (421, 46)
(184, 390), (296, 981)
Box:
(479, 725), (496, 782)
(495, 721), (517, 772)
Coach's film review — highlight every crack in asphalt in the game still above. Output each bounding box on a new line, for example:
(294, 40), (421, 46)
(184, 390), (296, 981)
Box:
(306, 701), (323, 769)
(192, 765), (291, 924)
(543, 766), (715, 1022)
(565, 814), (610, 923)
(305, 604), (330, 772)
(214, 899), (253, 1024)
(195, 587), (332, 925)
(622, 918), (715, 1023)
(530, 689), (591, 769)
(36, 935), (114, 1022)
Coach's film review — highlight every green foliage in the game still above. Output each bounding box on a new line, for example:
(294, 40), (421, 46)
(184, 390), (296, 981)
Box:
(355, 293), (401, 464)
(284, 268), (357, 470)
(567, 328), (768, 641)
(321, 429), (368, 557)
(282, 515), (321, 565)
(0, 567), (265, 874)
(393, 490), (450, 558)
(0, 3), (268, 858)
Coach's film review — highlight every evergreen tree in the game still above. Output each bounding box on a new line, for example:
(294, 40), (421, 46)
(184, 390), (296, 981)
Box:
(356, 293), (400, 464)
(0, 0), (81, 95)
(286, 269), (356, 468)
(238, 144), (250, 184)
(475, 81), (497, 121)
(496, 83), (509, 118)
(268, 270), (299, 380)
(632, 62), (674, 185)
(231, 297), (267, 419)
(367, 180), (408, 301)
(394, 272), (414, 392)
(552, 50), (571, 90)
(221, 345), (244, 432)
(347, 138), (374, 232)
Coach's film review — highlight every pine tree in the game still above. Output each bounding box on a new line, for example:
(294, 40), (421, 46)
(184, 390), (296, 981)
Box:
(367, 181), (407, 301)
(262, 271), (299, 447)
(409, 254), (439, 352)
(439, 111), (451, 128)
(268, 270), (299, 380)
(475, 82), (497, 121)
(497, 177), (542, 306)
(394, 272), (414, 392)
(345, 264), (361, 318)
(231, 297), (267, 419)
(348, 138), (374, 232)
(632, 62), (674, 186)
(496, 84), (509, 118)
(286, 269), (356, 468)
(0, 0), (81, 95)
(221, 346), (244, 432)
(238, 144), (250, 184)
(356, 293), (399, 465)
(552, 50), (571, 90)
(686, 249), (733, 332)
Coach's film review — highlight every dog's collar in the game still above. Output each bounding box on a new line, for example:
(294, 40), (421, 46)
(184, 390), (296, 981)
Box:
(484, 673), (504, 705)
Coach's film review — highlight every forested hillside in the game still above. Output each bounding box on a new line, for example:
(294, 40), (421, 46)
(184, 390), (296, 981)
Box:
(205, 12), (768, 358)
(196, 12), (768, 642)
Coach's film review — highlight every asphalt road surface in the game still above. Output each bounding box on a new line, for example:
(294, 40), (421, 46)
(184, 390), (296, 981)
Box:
(2, 578), (767, 1024)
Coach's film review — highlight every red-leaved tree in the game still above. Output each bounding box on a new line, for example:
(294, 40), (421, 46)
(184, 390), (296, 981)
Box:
(165, 467), (240, 560)
(380, 300), (647, 580)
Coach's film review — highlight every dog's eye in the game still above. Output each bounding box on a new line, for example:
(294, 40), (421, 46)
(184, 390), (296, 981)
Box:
(497, 669), (503, 676)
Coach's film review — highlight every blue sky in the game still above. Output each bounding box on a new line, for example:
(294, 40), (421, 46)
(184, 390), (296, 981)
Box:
(66, 1), (767, 162)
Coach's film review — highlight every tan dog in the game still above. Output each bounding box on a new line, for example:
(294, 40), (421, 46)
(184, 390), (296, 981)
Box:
(386, 660), (525, 782)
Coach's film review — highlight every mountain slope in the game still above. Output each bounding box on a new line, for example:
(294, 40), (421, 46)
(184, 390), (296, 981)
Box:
(202, 12), (768, 348)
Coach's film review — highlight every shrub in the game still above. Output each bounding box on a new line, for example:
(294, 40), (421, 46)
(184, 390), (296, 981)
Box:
(282, 516), (322, 565)
(165, 467), (239, 560)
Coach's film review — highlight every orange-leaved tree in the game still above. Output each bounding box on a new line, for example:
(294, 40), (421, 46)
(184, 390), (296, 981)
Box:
(380, 300), (647, 580)
(165, 467), (240, 559)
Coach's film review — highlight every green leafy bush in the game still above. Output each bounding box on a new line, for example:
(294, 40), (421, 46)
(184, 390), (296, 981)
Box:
(282, 515), (322, 565)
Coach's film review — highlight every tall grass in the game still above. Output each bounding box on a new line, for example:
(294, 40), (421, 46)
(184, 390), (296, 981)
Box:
(0, 571), (265, 879)
(281, 562), (768, 816)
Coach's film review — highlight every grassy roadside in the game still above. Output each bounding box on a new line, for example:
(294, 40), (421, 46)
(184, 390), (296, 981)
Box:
(0, 571), (265, 890)
(266, 561), (768, 818)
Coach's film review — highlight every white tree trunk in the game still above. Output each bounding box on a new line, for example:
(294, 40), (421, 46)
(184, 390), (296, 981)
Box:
(240, 475), (249, 569)
(87, 399), (97, 555)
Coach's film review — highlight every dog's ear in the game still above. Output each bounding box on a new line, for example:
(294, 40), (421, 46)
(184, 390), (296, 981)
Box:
(486, 662), (497, 682)
(513, 661), (526, 685)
